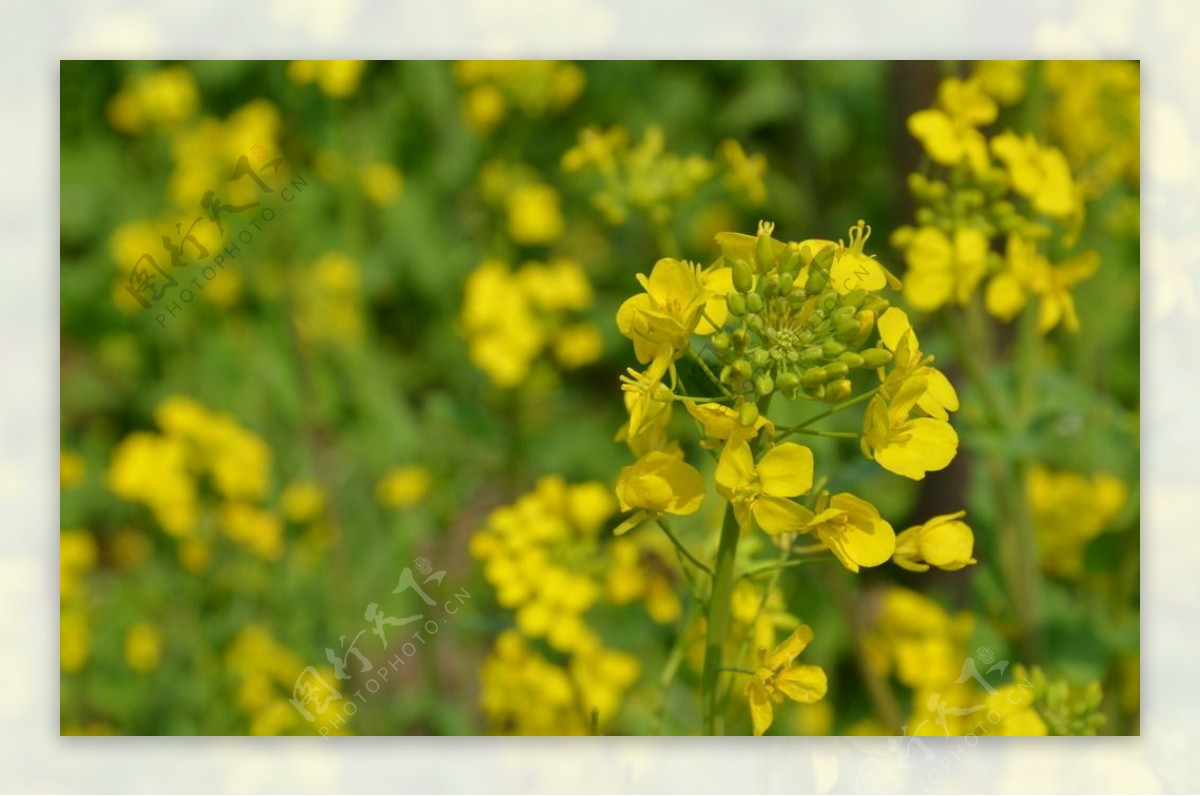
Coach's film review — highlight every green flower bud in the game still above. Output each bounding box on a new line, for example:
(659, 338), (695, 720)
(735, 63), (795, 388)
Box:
(801, 367), (826, 388)
(713, 332), (731, 352)
(824, 361), (849, 380)
(821, 340), (845, 358)
(732, 258), (754, 293)
(755, 231), (777, 272)
(731, 329), (749, 348)
(746, 292), (765, 313)
(837, 351), (865, 368)
(778, 273), (794, 295)
(738, 402), (759, 427)
(747, 315), (764, 332)
(824, 378), (852, 402)
(752, 348), (770, 367)
(799, 346), (823, 363)
(835, 317), (861, 341)
(727, 292), (747, 316)
(732, 359), (752, 379)
(805, 267), (827, 294)
(761, 274), (779, 298)
(833, 305), (857, 322)
(803, 384), (826, 400)
(860, 348), (893, 369)
(840, 289), (868, 309)
(776, 372), (801, 392)
(779, 249), (800, 276)
(755, 374), (775, 396)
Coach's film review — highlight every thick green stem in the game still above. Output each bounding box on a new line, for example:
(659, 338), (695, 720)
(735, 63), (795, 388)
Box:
(701, 503), (741, 735)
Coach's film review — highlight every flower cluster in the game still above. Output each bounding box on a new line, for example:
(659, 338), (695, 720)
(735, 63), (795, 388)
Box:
(225, 625), (342, 735)
(470, 477), (657, 733)
(612, 219), (977, 734)
(895, 66), (1101, 333)
(1027, 465), (1128, 580)
(453, 60), (585, 135)
(562, 125), (765, 226)
(292, 252), (365, 346)
(461, 257), (603, 387)
(107, 396), (280, 562)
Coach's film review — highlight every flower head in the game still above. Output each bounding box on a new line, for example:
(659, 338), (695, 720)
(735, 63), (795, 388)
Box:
(617, 258), (711, 363)
(715, 440), (813, 534)
(796, 492), (896, 572)
(746, 624), (828, 736)
(893, 510), (977, 572)
(861, 376), (958, 480)
(614, 450), (706, 534)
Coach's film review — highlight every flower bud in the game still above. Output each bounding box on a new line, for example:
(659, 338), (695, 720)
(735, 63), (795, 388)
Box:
(713, 332), (731, 352)
(837, 351), (864, 368)
(778, 273), (794, 295)
(824, 361), (849, 380)
(824, 378), (852, 402)
(752, 348), (770, 367)
(755, 231), (777, 272)
(821, 340), (845, 358)
(732, 359), (752, 379)
(860, 348), (893, 369)
(805, 267), (827, 294)
(776, 372), (801, 392)
(746, 292), (765, 313)
(799, 346), (823, 363)
(761, 274), (779, 298)
(801, 367), (826, 388)
(755, 374), (775, 396)
(738, 402), (759, 427)
(727, 292), (747, 316)
(732, 258), (754, 293)
(835, 317), (861, 341)
(779, 249), (800, 276)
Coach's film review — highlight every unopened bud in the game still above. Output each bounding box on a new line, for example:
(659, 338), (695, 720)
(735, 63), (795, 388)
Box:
(824, 378), (852, 402)
(837, 351), (864, 368)
(801, 367), (826, 388)
(727, 293), (747, 316)
(755, 231), (777, 272)
(713, 332), (731, 352)
(732, 258), (754, 293)
(732, 359), (752, 379)
(776, 372), (800, 392)
(860, 348), (893, 369)
(746, 292), (764, 313)
(755, 375), (775, 396)
(738, 402), (759, 427)
(778, 273), (794, 294)
(805, 267), (827, 293)
(824, 361), (850, 380)
(822, 340), (845, 358)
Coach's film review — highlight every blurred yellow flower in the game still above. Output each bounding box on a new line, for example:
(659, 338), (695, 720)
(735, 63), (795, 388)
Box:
(893, 510), (977, 572)
(60, 529), (97, 600)
(287, 60), (366, 98)
(715, 440), (813, 534)
(454, 61), (585, 134)
(376, 466), (431, 508)
(280, 481), (326, 523)
(746, 625), (828, 736)
(124, 622), (164, 673)
(506, 183), (564, 245)
(553, 323), (604, 369)
(907, 77), (996, 173)
(991, 131), (1078, 219)
(975, 60), (1028, 105)
(985, 235), (1099, 333)
(1028, 465), (1128, 579)
(901, 225), (989, 311)
(718, 139), (767, 205)
(60, 450), (86, 487)
(60, 609), (91, 673)
(359, 162), (404, 205)
(107, 66), (199, 134)
(220, 503), (284, 561)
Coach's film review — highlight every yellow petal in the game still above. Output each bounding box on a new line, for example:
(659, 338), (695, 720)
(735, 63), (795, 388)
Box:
(831, 251), (887, 294)
(753, 495), (810, 536)
(875, 418), (958, 480)
(774, 664), (828, 704)
(841, 517), (896, 569)
(877, 307), (914, 354)
(715, 439), (755, 492)
(660, 458), (706, 515)
(757, 442), (814, 498)
(747, 680), (774, 736)
(920, 518), (976, 570)
(767, 624), (814, 668)
(917, 366), (960, 420)
(985, 271), (1027, 323)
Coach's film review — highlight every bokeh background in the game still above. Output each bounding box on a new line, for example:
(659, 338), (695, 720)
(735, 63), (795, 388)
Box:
(59, 60), (1139, 737)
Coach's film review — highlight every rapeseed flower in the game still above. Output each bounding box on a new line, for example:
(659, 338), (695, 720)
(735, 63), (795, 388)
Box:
(893, 510), (977, 572)
(899, 225), (989, 311)
(861, 376), (958, 480)
(795, 492), (896, 573)
(714, 440), (813, 534)
(746, 625), (828, 736)
(617, 258), (711, 363)
(615, 450), (706, 534)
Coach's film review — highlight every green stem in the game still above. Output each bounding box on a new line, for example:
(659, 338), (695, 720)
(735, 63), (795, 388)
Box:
(718, 667), (755, 676)
(701, 503), (741, 735)
(775, 387), (881, 439)
(686, 349), (730, 397)
(740, 555), (832, 579)
(785, 429), (860, 440)
(654, 517), (714, 577)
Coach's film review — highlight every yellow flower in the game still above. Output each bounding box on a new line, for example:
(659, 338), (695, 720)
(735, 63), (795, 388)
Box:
(893, 510), (977, 572)
(553, 323), (604, 369)
(359, 162), (404, 205)
(124, 622), (163, 673)
(746, 625), (828, 736)
(619, 353), (674, 443)
(376, 466), (431, 508)
(220, 503), (284, 560)
(715, 440), (813, 534)
(287, 60), (366, 98)
(61, 451), (86, 487)
(1028, 465), (1128, 579)
(985, 235), (1099, 332)
(861, 376), (958, 480)
(718, 139), (767, 205)
(796, 492), (896, 572)
(617, 258), (710, 363)
(461, 259), (544, 386)
(975, 60), (1028, 105)
(685, 400), (774, 446)
(907, 78), (997, 173)
(901, 225), (989, 311)
(876, 307), (959, 421)
(614, 450), (706, 534)
(797, 220), (897, 296)
(280, 481), (326, 523)
(60, 529), (97, 601)
(61, 609), (91, 673)
(990, 132), (1077, 218)
(506, 183), (564, 245)
(106, 66), (199, 134)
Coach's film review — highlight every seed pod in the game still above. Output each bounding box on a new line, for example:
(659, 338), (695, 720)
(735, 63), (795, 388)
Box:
(727, 292), (747, 316)
(860, 348), (893, 369)
(755, 231), (777, 272)
(732, 258), (754, 293)
(746, 292), (765, 313)
(738, 402), (759, 427)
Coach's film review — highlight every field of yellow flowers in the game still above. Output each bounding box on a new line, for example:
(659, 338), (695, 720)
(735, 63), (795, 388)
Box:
(59, 60), (1139, 736)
